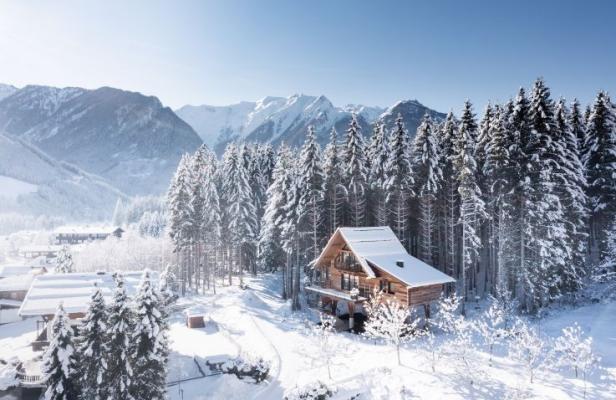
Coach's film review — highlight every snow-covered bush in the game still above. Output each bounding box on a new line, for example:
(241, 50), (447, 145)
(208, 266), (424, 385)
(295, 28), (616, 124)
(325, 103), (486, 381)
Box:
(552, 323), (600, 396)
(508, 319), (545, 383)
(475, 295), (507, 364)
(364, 298), (421, 365)
(0, 358), (19, 391)
(312, 313), (338, 379)
(284, 381), (333, 400)
(219, 356), (270, 383)
(434, 294), (463, 334)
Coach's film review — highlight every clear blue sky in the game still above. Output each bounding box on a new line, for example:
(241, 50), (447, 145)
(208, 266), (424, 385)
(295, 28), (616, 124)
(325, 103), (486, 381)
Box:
(0, 0), (614, 112)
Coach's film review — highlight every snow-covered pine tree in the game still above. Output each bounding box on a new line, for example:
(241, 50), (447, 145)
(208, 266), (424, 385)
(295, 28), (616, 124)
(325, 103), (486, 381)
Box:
(367, 122), (389, 226)
(297, 126), (326, 263)
(42, 303), (78, 400)
(167, 154), (193, 294)
(555, 99), (589, 292)
(585, 91), (616, 262)
(130, 271), (168, 400)
(384, 114), (414, 248)
(436, 111), (459, 279)
(104, 274), (135, 400)
(228, 144), (259, 283)
(258, 144), (292, 275)
(412, 114), (443, 265)
(569, 99), (589, 170)
(523, 78), (569, 311)
(454, 101), (485, 310)
(78, 286), (108, 400)
(279, 155), (302, 310)
(342, 114), (368, 227)
(187, 145), (209, 291)
(112, 198), (126, 227)
(55, 245), (74, 274)
(322, 128), (345, 236)
(483, 105), (512, 293)
(201, 149), (223, 288)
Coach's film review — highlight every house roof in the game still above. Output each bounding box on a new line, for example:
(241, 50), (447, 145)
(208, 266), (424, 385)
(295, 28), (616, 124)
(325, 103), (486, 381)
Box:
(0, 274), (34, 292)
(18, 271), (158, 317)
(314, 227), (455, 288)
(0, 264), (39, 278)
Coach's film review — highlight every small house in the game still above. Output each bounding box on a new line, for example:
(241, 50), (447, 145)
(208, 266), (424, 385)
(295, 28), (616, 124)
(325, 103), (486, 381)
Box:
(18, 245), (63, 260)
(306, 227), (455, 329)
(53, 226), (122, 245)
(18, 271), (156, 350)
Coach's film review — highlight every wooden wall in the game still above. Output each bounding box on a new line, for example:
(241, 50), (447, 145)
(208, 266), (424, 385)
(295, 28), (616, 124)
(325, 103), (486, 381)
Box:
(408, 284), (443, 306)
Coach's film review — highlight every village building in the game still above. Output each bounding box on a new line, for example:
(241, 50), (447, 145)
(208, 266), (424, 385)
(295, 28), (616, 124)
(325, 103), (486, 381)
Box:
(0, 265), (47, 324)
(53, 226), (124, 245)
(18, 271), (154, 350)
(18, 245), (63, 260)
(306, 227), (455, 330)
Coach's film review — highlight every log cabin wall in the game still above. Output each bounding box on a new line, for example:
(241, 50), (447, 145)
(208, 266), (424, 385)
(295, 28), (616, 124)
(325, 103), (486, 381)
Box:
(408, 284), (443, 306)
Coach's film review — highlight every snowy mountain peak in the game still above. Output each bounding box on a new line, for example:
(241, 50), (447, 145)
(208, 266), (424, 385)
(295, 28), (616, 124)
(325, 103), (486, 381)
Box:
(176, 94), (445, 153)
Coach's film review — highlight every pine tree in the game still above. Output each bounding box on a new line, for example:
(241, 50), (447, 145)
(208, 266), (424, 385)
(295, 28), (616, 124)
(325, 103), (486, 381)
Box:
(569, 99), (589, 170)
(112, 198), (126, 227)
(585, 91), (616, 261)
(297, 126), (326, 262)
(55, 246), (74, 274)
(412, 114), (443, 264)
(455, 101), (485, 308)
(483, 105), (512, 292)
(131, 271), (168, 400)
(522, 78), (569, 311)
(385, 114), (414, 247)
(322, 128), (345, 236)
(227, 144), (259, 283)
(437, 111), (459, 279)
(342, 114), (368, 227)
(104, 275), (135, 400)
(201, 149), (223, 288)
(78, 287), (108, 400)
(258, 144), (293, 275)
(555, 99), (589, 292)
(367, 122), (389, 226)
(42, 303), (78, 400)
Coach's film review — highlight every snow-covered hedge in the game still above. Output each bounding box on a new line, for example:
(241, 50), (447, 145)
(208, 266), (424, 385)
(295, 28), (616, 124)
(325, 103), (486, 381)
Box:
(214, 356), (270, 383)
(0, 358), (19, 391)
(284, 381), (334, 400)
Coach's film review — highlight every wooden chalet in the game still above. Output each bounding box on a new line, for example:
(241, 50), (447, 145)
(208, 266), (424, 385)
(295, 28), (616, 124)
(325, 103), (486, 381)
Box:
(306, 227), (455, 329)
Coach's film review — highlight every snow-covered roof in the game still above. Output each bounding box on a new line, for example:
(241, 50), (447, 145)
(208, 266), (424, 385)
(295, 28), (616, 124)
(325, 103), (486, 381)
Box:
(315, 227), (455, 288)
(53, 225), (116, 234)
(19, 245), (63, 253)
(18, 271), (158, 317)
(0, 273), (34, 292)
(0, 264), (40, 278)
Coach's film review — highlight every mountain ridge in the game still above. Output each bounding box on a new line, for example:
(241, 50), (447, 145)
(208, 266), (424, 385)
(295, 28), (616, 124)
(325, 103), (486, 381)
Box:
(176, 94), (445, 153)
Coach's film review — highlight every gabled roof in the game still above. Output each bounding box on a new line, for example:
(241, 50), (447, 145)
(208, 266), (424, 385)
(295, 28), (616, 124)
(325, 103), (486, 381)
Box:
(18, 271), (158, 317)
(314, 227), (455, 288)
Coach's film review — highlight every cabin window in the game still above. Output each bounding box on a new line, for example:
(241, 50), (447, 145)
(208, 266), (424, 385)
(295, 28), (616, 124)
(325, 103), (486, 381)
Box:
(341, 273), (359, 291)
(379, 279), (395, 294)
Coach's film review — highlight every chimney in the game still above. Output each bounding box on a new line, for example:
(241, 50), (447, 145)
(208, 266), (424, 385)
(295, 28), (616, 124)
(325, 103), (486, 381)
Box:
(396, 260), (404, 268)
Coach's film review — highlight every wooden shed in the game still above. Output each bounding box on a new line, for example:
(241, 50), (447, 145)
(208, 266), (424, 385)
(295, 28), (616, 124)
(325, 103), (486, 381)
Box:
(306, 227), (455, 329)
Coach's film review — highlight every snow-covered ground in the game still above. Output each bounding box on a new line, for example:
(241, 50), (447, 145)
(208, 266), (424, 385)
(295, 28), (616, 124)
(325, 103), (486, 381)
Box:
(1, 275), (614, 399)
(165, 276), (616, 399)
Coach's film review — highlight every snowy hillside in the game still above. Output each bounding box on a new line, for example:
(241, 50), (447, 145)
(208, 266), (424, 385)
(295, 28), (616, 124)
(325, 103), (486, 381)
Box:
(176, 94), (442, 154)
(0, 84), (17, 101)
(0, 84), (203, 195)
(0, 134), (126, 219)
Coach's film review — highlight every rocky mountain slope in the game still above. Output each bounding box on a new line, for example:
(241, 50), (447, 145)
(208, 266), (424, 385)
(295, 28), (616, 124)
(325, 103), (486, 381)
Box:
(0, 85), (202, 195)
(176, 94), (445, 154)
(0, 133), (126, 219)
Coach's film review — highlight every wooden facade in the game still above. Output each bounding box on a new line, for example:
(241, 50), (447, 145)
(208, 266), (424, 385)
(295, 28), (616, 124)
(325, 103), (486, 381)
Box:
(307, 227), (455, 328)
